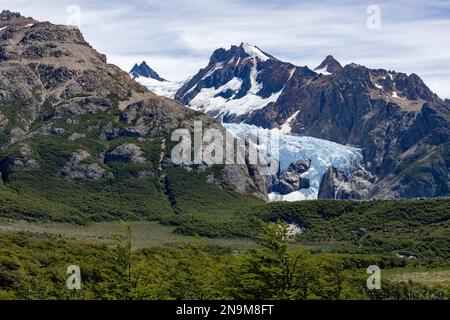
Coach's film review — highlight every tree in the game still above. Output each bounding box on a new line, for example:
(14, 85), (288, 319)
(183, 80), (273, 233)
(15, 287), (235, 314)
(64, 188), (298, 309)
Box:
(229, 220), (319, 300)
(99, 221), (142, 299)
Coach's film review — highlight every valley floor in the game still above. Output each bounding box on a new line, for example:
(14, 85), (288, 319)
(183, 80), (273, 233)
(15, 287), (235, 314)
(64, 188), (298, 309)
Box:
(0, 198), (449, 300)
(0, 219), (257, 251)
(0, 218), (450, 299)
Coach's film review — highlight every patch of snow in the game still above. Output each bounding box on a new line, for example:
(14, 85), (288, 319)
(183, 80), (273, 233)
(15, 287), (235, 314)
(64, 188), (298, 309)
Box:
(183, 81), (198, 98)
(375, 83), (383, 89)
(280, 111), (300, 134)
(242, 43), (270, 61)
(315, 66), (332, 76)
(288, 68), (297, 80)
(202, 62), (224, 81)
(188, 54), (283, 117)
(224, 123), (363, 201)
(392, 91), (406, 100)
(24, 23), (34, 28)
(189, 77), (283, 117)
(135, 77), (185, 99)
(0, 26), (7, 31)
(248, 58), (262, 94)
(389, 73), (394, 81)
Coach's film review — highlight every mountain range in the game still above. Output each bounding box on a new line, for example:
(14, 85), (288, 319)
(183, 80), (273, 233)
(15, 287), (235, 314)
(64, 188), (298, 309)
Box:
(133, 43), (450, 200)
(0, 7), (447, 230)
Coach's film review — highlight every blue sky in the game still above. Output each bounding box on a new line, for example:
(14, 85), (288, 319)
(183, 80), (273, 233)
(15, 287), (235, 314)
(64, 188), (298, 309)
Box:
(2, 0), (450, 98)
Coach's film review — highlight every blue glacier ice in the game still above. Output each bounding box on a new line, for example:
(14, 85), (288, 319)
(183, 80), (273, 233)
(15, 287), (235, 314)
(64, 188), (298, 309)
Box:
(224, 123), (364, 201)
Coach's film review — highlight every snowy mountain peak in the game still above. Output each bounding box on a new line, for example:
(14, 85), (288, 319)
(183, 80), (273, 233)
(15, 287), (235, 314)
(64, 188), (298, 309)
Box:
(130, 61), (166, 82)
(314, 55), (343, 75)
(240, 43), (272, 61)
(174, 43), (300, 122)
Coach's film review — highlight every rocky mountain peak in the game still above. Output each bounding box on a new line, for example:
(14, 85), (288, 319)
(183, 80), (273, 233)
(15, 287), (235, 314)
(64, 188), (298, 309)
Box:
(175, 43), (297, 120)
(314, 55), (343, 74)
(239, 43), (274, 61)
(0, 10), (38, 40)
(129, 61), (166, 82)
(207, 43), (275, 66)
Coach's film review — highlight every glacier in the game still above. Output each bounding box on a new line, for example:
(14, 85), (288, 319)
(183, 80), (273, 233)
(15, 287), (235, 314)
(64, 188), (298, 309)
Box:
(134, 77), (184, 99)
(224, 123), (364, 201)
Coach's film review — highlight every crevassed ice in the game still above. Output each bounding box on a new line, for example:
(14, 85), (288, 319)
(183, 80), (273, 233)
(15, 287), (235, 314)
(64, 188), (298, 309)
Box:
(224, 123), (363, 202)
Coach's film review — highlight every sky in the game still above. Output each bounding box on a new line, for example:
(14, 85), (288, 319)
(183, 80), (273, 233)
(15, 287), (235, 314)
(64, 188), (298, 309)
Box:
(2, 0), (450, 98)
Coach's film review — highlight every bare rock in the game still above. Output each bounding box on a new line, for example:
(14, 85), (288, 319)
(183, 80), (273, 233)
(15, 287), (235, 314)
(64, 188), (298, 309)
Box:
(0, 143), (39, 181)
(318, 167), (374, 200)
(271, 158), (312, 195)
(105, 143), (147, 164)
(60, 150), (108, 180)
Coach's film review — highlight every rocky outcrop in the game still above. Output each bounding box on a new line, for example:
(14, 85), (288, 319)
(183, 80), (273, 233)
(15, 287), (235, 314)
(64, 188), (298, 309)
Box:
(68, 132), (85, 141)
(51, 98), (112, 118)
(0, 10), (22, 22)
(318, 167), (374, 200)
(60, 150), (108, 181)
(271, 159), (311, 195)
(105, 143), (147, 164)
(0, 144), (38, 181)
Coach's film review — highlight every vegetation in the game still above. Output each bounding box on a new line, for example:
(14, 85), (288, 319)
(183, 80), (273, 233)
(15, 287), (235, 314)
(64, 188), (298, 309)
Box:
(0, 221), (448, 300)
(256, 199), (450, 265)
